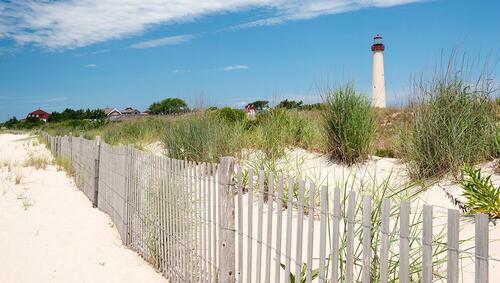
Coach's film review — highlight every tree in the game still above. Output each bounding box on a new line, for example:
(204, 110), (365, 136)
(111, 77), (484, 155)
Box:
(148, 98), (188, 115)
(276, 99), (303, 109)
(4, 117), (19, 128)
(48, 108), (105, 122)
(250, 100), (269, 111)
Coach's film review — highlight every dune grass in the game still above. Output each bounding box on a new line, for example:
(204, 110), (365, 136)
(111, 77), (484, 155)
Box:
(24, 152), (49, 170)
(322, 84), (376, 165)
(164, 113), (246, 163)
(397, 65), (498, 179)
(54, 156), (75, 177)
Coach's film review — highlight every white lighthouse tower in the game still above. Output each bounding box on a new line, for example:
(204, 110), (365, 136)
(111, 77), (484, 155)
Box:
(371, 34), (386, 108)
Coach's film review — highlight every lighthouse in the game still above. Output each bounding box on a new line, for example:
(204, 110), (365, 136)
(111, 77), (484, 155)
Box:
(371, 34), (386, 108)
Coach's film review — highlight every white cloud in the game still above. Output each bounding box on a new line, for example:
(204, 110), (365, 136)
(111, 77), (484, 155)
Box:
(0, 0), (424, 50)
(85, 64), (97, 68)
(132, 34), (195, 49)
(173, 69), (191, 74)
(224, 65), (249, 71)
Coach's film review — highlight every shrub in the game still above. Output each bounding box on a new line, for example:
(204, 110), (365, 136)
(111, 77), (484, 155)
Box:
(148, 98), (188, 115)
(462, 164), (500, 218)
(213, 107), (246, 123)
(397, 78), (497, 179)
(276, 99), (303, 109)
(322, 84), (375, 164)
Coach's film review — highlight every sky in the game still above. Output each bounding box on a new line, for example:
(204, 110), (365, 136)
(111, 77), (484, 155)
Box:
(0, 0), (499, 121)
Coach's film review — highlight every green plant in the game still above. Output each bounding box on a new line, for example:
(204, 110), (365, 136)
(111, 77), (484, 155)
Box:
(54, 156), (74, 177)
(164, 113), (245, 163)
(322, 84), (375, 164)
(397, 60), (497, 179)
(21, 198), (34, 210)
(462, 164), (500, 218)
(280, 263), (319, 283)
(213, 107), (247, 123)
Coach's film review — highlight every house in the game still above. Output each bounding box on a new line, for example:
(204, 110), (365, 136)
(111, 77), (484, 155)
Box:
(27, 108), (49, 122)
(103, 108), (121, 121)
(121, 107), (140, 116)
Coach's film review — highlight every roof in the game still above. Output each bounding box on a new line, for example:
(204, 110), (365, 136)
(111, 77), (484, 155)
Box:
(121, 107), (140, 114)
(28, 109), (49, 116)
(103, 108), (121, 116)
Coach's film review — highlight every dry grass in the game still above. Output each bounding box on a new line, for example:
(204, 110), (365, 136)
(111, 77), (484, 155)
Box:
(54, 156), (74, 177)
(15, 174), (22, 185)
(24, 152), (49, 170)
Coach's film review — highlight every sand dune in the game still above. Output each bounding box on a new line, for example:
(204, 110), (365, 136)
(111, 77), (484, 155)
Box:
(0, 134), (166, 283)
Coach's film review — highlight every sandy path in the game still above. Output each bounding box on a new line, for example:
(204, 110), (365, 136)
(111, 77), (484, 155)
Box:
(0, 134), (166, 283)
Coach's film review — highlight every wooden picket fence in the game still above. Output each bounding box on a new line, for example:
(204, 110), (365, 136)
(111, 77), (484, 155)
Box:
(43, 133), (492, 283)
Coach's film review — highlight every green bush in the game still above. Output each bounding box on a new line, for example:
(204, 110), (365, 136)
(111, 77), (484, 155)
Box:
(397, 79), (497, 179)
(322, 84), (375, 164)
(462, 164), (500, 218)
(213, 107), (246, 123)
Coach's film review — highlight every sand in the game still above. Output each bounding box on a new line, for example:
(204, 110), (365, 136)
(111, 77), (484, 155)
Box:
(0, 134), (166, 283)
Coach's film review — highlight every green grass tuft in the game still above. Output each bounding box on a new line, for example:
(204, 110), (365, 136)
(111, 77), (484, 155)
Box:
(397, 77), (497, 179)
(322, 84), (376, 165)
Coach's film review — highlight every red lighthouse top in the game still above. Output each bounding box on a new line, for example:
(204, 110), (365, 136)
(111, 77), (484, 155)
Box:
(371, 33), (385, 52)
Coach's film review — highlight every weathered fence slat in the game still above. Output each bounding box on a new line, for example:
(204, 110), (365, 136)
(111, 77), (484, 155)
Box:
(448, 209), (459, 283)
(206, 163), (212, 282)
(264, 173), (274, 283)
(399, 201), (410, 283)
(346, 191), (356, 283)
(293, 180), (304, 280)
(284, 177), (294, 282)
(362, 195), (372, 283)
(306, 183), (316, 283)
(246, 169), (254, 283)
(423, 205), (433, 283)
(330, 188), (341, 283)
(318, 186), (328, 283)
(255, 170), (265, 283)
(380, 198), (390, 283)
(274, 176), (284, 283)
(475, 213), (489, 283)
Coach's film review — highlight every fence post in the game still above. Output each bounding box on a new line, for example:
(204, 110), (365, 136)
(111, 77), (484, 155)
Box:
(217, 156), (236, 283)
(93, 136), (101, 208)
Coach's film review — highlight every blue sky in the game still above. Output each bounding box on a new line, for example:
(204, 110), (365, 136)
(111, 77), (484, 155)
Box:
(0, 0), (499, 121)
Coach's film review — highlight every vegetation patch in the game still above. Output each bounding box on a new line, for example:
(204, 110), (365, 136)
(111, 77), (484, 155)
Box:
(462, 164), (500, 218)
(24, 153), (49, 170)
(322, 84), (375, 165)
(397, 70), (497, 179)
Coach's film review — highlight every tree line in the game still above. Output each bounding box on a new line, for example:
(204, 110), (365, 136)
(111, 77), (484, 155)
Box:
(1, 98), (323, 129)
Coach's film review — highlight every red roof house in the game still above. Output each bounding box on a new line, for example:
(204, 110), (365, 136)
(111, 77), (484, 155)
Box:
(27, 109), (50, 121)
